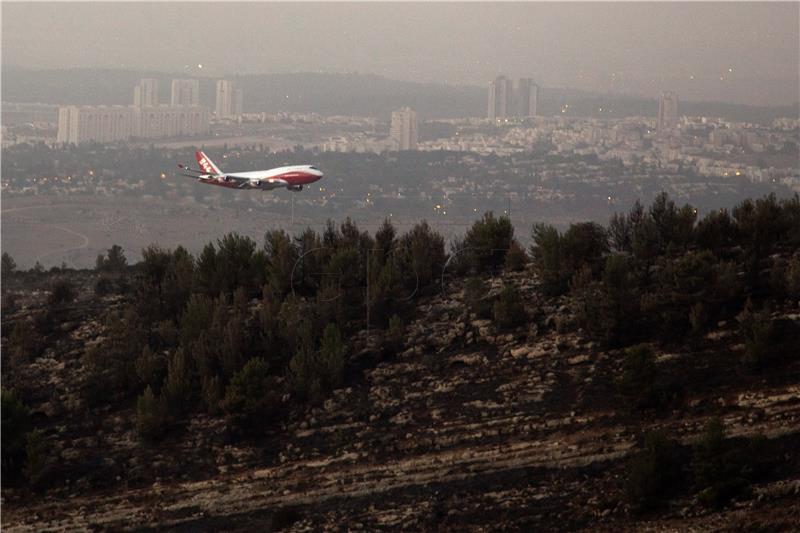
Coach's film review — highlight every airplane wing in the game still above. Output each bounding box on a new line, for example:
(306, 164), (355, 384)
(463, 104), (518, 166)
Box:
(177, 164), (208, 179)
(260, 178), (289, 190)
(223, 174), (289, 190)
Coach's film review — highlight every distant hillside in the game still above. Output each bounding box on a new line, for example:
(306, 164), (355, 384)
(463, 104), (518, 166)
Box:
(2, 67), (797, 122)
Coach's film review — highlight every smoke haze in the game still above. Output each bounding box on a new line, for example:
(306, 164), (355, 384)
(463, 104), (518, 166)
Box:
(3, 2), (798, 105)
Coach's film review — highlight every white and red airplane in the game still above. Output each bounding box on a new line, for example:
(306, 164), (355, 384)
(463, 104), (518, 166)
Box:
(178, 151), (323, 191)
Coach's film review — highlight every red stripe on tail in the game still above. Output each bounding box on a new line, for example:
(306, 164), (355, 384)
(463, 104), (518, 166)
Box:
(195, 151), (221, 175)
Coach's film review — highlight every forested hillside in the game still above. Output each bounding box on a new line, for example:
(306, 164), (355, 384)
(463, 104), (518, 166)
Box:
(2, 193), (799, 530)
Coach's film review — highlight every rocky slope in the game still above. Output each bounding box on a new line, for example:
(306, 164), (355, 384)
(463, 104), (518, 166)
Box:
(2, 270), (799, 531)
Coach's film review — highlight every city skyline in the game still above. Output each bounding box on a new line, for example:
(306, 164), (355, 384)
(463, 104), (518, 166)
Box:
(2, 2), (798, 106)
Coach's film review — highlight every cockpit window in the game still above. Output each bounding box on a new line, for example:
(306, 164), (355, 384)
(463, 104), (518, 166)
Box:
(309, 166), (318, 170)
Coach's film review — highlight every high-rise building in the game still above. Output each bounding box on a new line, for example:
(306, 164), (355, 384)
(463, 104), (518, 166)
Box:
(57, 105), (210, 144)
(57, 106), (137, 144)
(58, 79), (211, 144)
(133, 78), (159, 107)
(134, 106), (211, 140)
(516, 78), (539, 117)
(487, 75), (513, 121)
(171, 79), (200, 106)
(657, 91), (679, 133)
(215, 80), (243, 119)
(390, 107), (418, 150)
(233, 86), (243, 116)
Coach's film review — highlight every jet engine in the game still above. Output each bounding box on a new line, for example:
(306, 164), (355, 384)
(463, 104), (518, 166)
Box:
(288, 185), (303, 192)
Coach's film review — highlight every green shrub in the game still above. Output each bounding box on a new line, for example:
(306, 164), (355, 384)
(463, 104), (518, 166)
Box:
(492, 284), (526, 329)
(82, 306), (147, 399)
(202, 375), (223, 416)
(288, 345), (324, 404)
(504, 239), (528, 272)
(8, 319), (37, 365)
(222, 358), (280, 428)
(220, 317), (247, 380)
(692, 418), (765, 508)
(694, 208), (736, 253)
(732, 194), (790, 259)
(737, 299), (775, 368)
(287, 325), (347, 403)
(135, 345), (167, 391)
(530, 223), (567, 295)
(156, 319), (179, 349)
(24, 429), (52, 488)
(264, 230), (297, 297)
(367, 262), (396, 327)
(48, 278), (75, 305)
(163, 349), (193, 414)
(461, 211), (515, 271)
(689, 302), (708, 338)
(396, 221), (446, 291)
(647, 193), (696, 253)
(1, 389), (31, 474)
(136, 386), (169, 441)
(385, 314), (405, 355)
(617, 345), (674, 410)
(2, 252), (17, 277)
(561, 221), (609, 275)
(463, 277), (491, 319)
(179, 294), (215, 351)
(786, 253), (800, 300)
(573, 254), (641, 347)
(625, 430), (684, 513)
(96, 244), (128, 272)
(319, 324), (346, 389)
(94, 276), (114, 295)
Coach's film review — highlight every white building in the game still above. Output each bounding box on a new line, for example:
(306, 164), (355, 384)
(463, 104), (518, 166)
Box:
(516, 78), (539, 117)
(133, 78), (159, 107)
(170, 79), (200, 106)
(57, 105), (210, 144)
(57, 105), (137, 144)
(488, 75), (513, 121)
(390, 107), (418, 150)
(657, 91), (679, 134)
(215, 80), (243, 119)
(135, 106), (210, 139)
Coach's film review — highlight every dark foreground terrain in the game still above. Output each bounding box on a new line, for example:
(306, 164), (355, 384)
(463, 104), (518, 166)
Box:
(2, 269), (799, 531)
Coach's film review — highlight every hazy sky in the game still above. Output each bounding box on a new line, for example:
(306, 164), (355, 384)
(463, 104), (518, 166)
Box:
(3, 2), (799, 105)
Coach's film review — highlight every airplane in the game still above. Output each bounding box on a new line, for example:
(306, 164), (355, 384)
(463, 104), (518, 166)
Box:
(177, 151), (323, 191)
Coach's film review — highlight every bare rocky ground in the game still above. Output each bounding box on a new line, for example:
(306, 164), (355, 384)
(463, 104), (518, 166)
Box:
(2, 270), (799, 531)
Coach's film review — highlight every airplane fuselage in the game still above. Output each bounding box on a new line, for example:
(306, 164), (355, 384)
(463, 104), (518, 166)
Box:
(200, 165), (324, 190)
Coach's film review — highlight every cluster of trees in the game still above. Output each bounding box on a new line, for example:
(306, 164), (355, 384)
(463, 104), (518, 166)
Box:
(626, 418), (768, 513)
(450, 212), (523, 274)
(531, 193), (800, 350)
(77, 217), (447, 440)
(1, 390), (51, 488)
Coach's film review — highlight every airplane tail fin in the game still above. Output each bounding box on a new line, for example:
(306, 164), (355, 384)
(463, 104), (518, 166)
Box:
(195, 151), (222, 176)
